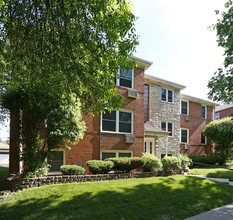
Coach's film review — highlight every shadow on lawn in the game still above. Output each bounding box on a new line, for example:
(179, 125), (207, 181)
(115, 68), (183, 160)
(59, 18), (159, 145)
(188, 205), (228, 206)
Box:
(207, 170), (233, 181)
(1, 176), (233, 220)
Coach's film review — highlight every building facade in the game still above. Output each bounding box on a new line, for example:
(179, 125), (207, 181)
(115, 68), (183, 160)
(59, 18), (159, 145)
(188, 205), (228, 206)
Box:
(144, 75), (186, 159)
(215, 104), (233, 120)
(180, 94), (215, 155)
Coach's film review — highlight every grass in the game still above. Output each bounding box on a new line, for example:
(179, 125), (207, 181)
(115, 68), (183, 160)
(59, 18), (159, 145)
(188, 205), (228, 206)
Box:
(190, 167), (233, 181)
(1, 175), (233, 220)
(0, 165), (9, 177)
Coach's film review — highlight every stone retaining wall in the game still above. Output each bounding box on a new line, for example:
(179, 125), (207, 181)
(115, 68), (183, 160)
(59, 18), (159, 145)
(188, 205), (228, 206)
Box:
(12, 171), (174, 191)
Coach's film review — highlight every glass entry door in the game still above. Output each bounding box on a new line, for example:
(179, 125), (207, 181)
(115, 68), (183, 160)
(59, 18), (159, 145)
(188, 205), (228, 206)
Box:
(144, 138), (155, 155)
(47, 151), (64, 172)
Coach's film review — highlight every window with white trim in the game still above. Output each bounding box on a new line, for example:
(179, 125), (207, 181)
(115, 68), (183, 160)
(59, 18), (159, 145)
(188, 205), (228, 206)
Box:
(115, 67), (134, 89)
(161, 88), (173, 103)
(201, 131), (206, 145)
(101, 109), (133, 134)
(180, 128), (189, 144)
(161, 122), (173, 137)
(181, 101), (188, 115)
(215, 112), (220, 120)
(101, 151), (133, 160)
(201, 105), (206, 119)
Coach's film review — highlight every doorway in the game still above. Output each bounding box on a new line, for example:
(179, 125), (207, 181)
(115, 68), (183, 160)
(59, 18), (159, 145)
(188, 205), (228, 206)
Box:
(144, 138), (155, 155)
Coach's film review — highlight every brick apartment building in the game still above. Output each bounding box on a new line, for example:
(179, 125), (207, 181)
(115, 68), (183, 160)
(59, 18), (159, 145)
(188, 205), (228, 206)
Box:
(180, 94), (216, 155)
(9, 56), (153, 174)
(9, 56), (217, 174)
(215, 104), (233, 120)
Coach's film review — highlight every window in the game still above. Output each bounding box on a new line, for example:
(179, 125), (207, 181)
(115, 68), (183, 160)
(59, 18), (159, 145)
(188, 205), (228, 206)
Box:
(144, 84), (149, 122)
(115, 67), (134, 89)
(101, 109), (133, 134)
(201, 105), (206, 119)
(161, 154), (172, 159)
(215, 112), (220, 120)
(161, 88), (173, 103)
(180, 128), (189, 144)
(181, 101), (188, 115)
(201, 131), (206, 145)
(101, 151), (132, 160)
(47, 149), (65, 172)
(161, 122), (173, 137)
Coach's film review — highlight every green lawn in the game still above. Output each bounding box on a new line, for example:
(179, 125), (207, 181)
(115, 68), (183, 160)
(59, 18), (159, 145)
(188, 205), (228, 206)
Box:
(190, 167), (233, 181)
(1, 176), (233, 220)
(0, 165), (9, 177)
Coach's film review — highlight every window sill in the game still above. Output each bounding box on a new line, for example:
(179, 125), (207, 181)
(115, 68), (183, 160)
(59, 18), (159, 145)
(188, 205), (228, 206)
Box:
(101, 131), (133, 135)
(161, 100), (174, 104)
(180, 142), (189, 144)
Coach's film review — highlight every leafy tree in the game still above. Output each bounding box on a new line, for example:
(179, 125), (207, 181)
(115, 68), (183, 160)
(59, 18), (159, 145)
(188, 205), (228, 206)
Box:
(208, 0), (233, 103)
(203, 117), (233, 164)
(0, 0), (138, 176)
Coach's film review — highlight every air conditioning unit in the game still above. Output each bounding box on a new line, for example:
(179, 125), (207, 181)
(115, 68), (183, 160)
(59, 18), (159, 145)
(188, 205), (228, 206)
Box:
(125, 135), (135, 143)
(72, 162), (84, 167)
(185, 115), (190, 121)
(185, 144), (190, 150)
(128, 90), (137, 98)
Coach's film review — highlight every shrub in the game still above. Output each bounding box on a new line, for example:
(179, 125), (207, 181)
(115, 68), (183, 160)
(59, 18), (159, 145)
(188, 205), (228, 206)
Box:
(60, 165), (85, 175)
(105, 157), (144, 172)
(189, 154), (219, 165)
(142, 153), (162, 172)
(161, 156), (181, 171)
(178, 154), (192, 169)
(86, 160), (114, 174)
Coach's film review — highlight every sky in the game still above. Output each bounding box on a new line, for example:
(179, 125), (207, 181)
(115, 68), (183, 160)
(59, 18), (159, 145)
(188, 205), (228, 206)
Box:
(0, 0), (227, 141)
(132, 0), (226, 99)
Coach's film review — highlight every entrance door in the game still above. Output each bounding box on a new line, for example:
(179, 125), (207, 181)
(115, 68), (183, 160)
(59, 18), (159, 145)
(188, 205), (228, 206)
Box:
(144, 138), (155, 155)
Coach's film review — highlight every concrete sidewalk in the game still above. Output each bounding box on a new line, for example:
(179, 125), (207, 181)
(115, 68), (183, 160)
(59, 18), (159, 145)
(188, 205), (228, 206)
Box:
(185, 203), (233, 220)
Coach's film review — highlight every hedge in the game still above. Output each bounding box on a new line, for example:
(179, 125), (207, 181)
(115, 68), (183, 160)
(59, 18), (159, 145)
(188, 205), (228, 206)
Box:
(86, 160), (114, 174)
(142, 153), (162, 172)
(60, 165), (85, 175)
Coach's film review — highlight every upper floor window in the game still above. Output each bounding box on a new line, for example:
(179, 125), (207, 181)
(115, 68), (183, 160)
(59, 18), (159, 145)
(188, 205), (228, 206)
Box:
(201, 105), (206, 119)
(181, 101), (188, 115)
(201, 131), (206, 145)
(161, 122), (173, 137)
(144, 84), (149, 122)
(115, 67), (134, 89)
(102, 109), (133, 134)
(180, 128), (189, 144)
(215, 112), (220, 120)
(161, 88), (173, 103)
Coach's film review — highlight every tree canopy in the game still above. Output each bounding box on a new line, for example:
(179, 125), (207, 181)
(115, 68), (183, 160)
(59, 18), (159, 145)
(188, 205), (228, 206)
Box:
(203, 117), (233, 164)
(0, 0), (138, 176)
(208, 0), (233, 103)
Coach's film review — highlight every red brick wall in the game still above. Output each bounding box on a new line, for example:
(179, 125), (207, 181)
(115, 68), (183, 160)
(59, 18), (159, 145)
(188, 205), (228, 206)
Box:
(180, 101), (213, 155)
(216, 107), (233, 119)
(66, 67), (145, 173)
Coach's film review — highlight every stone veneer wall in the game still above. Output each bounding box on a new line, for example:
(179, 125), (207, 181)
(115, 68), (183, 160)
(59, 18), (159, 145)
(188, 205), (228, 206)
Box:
(149, 83), (181, 158)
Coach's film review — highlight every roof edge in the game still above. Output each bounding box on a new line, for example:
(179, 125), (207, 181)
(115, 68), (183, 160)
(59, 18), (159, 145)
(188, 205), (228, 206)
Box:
(145, 74), (186, 90)
(180, 94), (218, 107)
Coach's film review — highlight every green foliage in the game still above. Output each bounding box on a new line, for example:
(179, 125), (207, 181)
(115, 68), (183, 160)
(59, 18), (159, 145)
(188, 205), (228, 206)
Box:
(189, 154), (219, 165)
(0, 0), (138, 176)
(208, 1), (233, 103)
(178, 154), (193, 169)
(60, 165), (85, 175)
(203, 117), (233, 164)
(86, 160), (114, 174)
(105, 157), (144, 173)
(141, 153), (162, 172)
(161, 156), (181, 171)
(24, 163), (49, 178)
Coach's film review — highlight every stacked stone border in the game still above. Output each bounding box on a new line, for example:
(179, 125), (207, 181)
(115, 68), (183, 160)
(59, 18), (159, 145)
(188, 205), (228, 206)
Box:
(10, 170), (180, 191)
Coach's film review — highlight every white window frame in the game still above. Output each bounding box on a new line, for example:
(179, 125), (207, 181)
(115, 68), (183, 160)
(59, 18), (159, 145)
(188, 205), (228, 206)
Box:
(180, 100), (189, 115)
(201, 131), (207, 145)
(115, 68), (134, 89)
(161, 88), (174, 103)
(101, 150), (133, 160)
(201, 105), (207, 119)
(101, 109), (134, 134)
(180, 128), (189, 144)
(161, 121), (174, 137)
